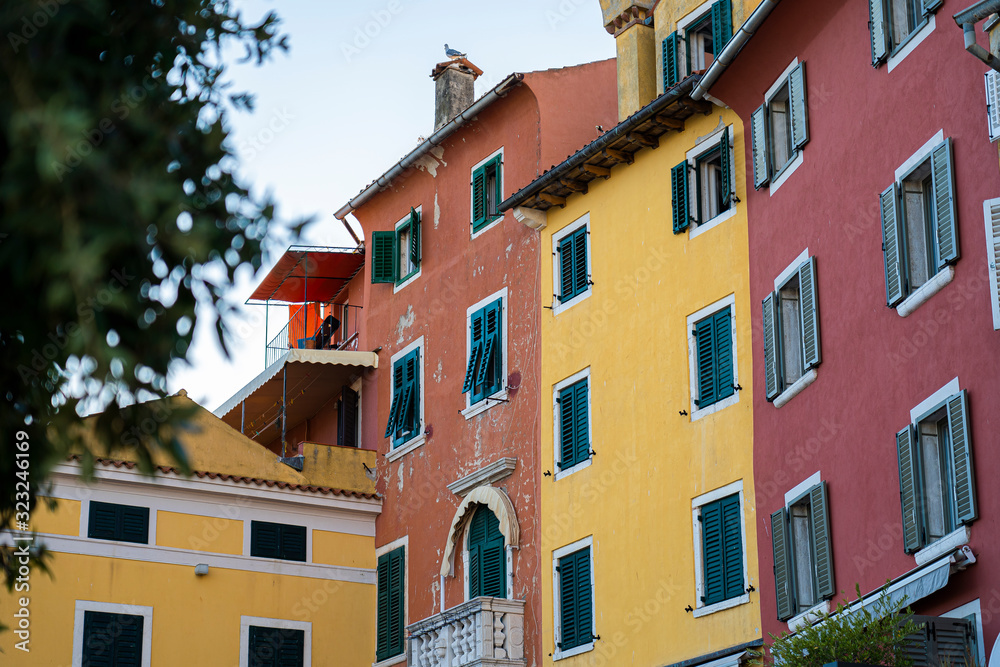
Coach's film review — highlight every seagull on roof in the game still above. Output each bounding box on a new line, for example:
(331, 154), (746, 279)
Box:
(444, 43), (466, 59)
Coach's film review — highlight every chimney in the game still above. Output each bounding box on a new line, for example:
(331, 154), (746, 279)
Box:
(599, 1), (656, 121)
(431, 58), (483, 131)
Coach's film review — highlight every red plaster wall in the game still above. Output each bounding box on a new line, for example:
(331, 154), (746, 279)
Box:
(713, 0), (1000, 650)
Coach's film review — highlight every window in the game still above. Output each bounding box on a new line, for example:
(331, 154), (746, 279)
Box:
(751, 62), (808, 190)
(337, 385), (359, 448)
(984, 198), (1000, 330)
(771, 482), (834, 622)
(385, 347), (421, 448)
(869, 0), (942, 67)
(463, 296), (504, 406)
(693, 306), (734, 410)
(552, 214), (591, 312)
(554, 540), (594, 659)
(88, 501), (150, 544)
(905, 615), (977, 667)
(881, 138), (958, 309)
(555, 372), (590, 477)
(250, 521), (307, 562)
(370, 207), (421, 286)
(897, 390), (977, 554)
(762, 256), (820, 403)
(986, 72), (1000, 143)
(376, 546), (405, 663)
(82, 611), (144, 667)
(248, 625), (305, 667)
(472, 152), (502, 233)
(662, 0), (733, 89)
(673, 127), (734, 234)
(695, 490), (745, 610)
(467, 506), (506, 599)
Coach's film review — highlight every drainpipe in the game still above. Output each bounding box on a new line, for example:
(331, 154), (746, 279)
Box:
(692, 0), (780, 100)
(954, 0), (1000, 72)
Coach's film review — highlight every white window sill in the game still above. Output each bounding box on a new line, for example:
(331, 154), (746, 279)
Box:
(914, 525), (970, 566)
(373, 654), (406, 667)
(773, 368), (818, 409)
(461, 389), (508, 420)
(554, 642), (594, 661)
(471, 216), (503, 240)
(896, 266), (955, 317)
(787, 599), (829, 632)
(887, 15), (935, 73)
(552, 289), (592, 316)
(392, 269), (421, 294)
(693, 593), (750, 618)
(689, 205), (738, 240)
(691, 390), (740, 422)
(769, 150), (803, 196)
(554, 456), (592, 482)
(385, 434), (426, 463)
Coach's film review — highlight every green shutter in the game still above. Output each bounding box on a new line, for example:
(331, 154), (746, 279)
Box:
(469, 507), (506, 599)
(671, 160), (690, 234)
(922, 0), (943, 14)
(376, 555), (390, 659)
(798, 257), (821, 370)
(751, 104), (770, 189)
(376, 546), (405, 661)
(712, 0), (733, 50)
(576, 550), (593, 645)
(702, 499), (724, 605)
(572, 228), (588, 295)
(896, 424), (922, 553)
(120, 506), (150, 544)
(475, 301), (501, 390)
(721, 494), (744, 600)
(789, 62), (809, 150)
(472, 166), (486, 228)
(371, 231), (395, 284)
(809, 482), (835, 599)
(695, 315), (717, 407)
(558, 553), (578, 649)
(89, 502), (149, 544)
(409, 207), (421, 267)
(931, 138), (959, 268)
(469, 542), (481, 598)
(251, 521), (282, 558)
(558, 385), (576, 469)
(384, 362), (404, 438)
(281, 524), (307, 562)
(947, 390), (977, 524)
(771, 508), (795, 621)
(719, 126), (732, 212)
(558, 235), (575, 302)
(463, 309), (485, 394)
(84, 611), (143, 667)
(662, 32), (679, 90)
(714, 308), (734, 401)
(869, 0), (889, 66)
(881, 183), (906, 307)
(249, 626), (305, 667)
(762, 292), (780, 401)
(573, 380), (589, 464)
(491, 155), (503, 220)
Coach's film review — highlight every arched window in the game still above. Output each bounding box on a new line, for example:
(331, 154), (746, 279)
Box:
(467, 506), (506, 599)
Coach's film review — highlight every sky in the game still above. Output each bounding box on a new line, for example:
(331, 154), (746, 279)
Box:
(165, 0), (616, 411)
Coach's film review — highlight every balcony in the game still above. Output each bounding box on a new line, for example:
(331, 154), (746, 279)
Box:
(265, 301), (363, 368)
(407, 597), (525, 667)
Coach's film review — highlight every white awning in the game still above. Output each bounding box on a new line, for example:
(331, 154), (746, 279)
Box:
(848, 556), (951, 618)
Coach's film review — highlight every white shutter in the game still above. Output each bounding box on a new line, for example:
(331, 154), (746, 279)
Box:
(986, 71), (1000, 143)
(984, 198), (1000, 330)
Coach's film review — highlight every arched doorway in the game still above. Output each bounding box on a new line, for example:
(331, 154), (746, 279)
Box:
(467, 505), (506, 599)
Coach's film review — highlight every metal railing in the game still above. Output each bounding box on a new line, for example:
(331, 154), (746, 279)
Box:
(265, 303), (363, 368)
(407, 597), (526, 667)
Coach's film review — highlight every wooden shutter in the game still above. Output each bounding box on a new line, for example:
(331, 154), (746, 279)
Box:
(712, 0), (733, 49)
(905, 616), (975, 667)
(771, 508), (795, 621)
(985, 199), (1000, 329)
(987, 72), (1000, 142)
(789, 62), (809, 150)
(751, 104), (770, 189)
(947, 390), (977, 524)
(114, 613), (143, 667)
(762, 293), (780, 401)
(558, 552), (578, 649)
(671, 160), (690, 234)
(371, 231), (395, 284)
(701, 499), (724, 605)
(250, 626), (305, 667)
(384, 361), (404, 438)
(573, 380), (590, 465)
(251, 521), (282, 559)
(482, 541), (505, 598)
(809, 482), (835, 599)
(89, 502), (148, 544)
(120, 505), (149, 544)
(881, 183), (906, 307)
(476, 300), (501, 389)
(714, 308), (734, 401)
(338, 386), (359, 448)
(896, 425), (922, 553)
(88, 501), (119, 540)
(931, 139), (959, 268)
(409, 207), (420, 267)
(558, 385), (576, 468)
(869, 0), (889, 66)
(472, 166), (486, 229)
(695, 316), (717, 407)
(469, 541), (481, 598)
(558, 235), (575, 302)
(84, 611), (143, 667)
(719, 126), (732, 211)
(376, 554), (390, 660)
(662, 32), (679, 90)
(463, 309), (485, 394)
(376, 546), (405, 661)
(798, 257), (821, 370)
(572, 228), (588, 295)
(721, 494), (744, 600)
(570, 549), (593, 648)
(491, 155), (503, 219)
(921, 0), (943, 14)
(281, 524), (307, 562)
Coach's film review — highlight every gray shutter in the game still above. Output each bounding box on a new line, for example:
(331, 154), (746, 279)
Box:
(751, 104), (770, 189)
(921, 0), (943, 14)
(947, 390), (977, 524)
(869, 0), (889, 66)
(881, 183), (906, 307)
(762, 292), (780, 401)
(986, 72), (1000, 142)
(931, 138), (959, 268)
(798, 256), (821, 370)
(986, 199), (1000, 329)
(896, 425), (922, 553)
(771, 508), (795, 621)
(789, 62), (809, 150)
(719, 126), (732, 209)
(809, 482), (834, 599)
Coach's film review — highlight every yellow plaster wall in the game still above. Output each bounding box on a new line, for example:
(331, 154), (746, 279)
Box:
(6, 552), (375, 667)
(312, 530), (375, 569)
(32, 498), (81, 537)
(615, 23), (657, 120)
(539, 109), (760, 666)
(156, 510), (244, 555)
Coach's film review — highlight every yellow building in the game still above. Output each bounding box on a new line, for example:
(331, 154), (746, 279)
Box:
(500, 2), (762, 665)
(9, 392), (379, 666)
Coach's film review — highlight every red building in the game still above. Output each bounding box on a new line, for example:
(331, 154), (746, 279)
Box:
(702, 0), (1000, 660)
(333, 58), (616, 666)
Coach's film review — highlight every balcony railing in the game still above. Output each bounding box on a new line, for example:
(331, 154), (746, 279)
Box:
(265, 303), (363, 368)
(407, 597), (525, 667)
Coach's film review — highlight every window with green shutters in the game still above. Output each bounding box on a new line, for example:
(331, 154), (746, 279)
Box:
(250, 521), (307, 562)
(869, 0), (941, 67)
(556, 376), (590, 473)
(376, 546), (405, 662)
(467, 506), (506, 599)
(771, 481), (835, 621)
(370, 208), (421, 285)
(385, 347), (421, 448)
(248, 625), (305, 667)
(662, 0), (732, 90)
(555, 545), (593, 655)
(673, 127), (734, 235)
(88, 501), (150, 544)
(693, 306), (734, 410)
(761, 256), (821, 403)
(337, 385), (359, 448)
(463, 297), (504, 405)
(751, 62), (808, 189)
(83, 611), (144, 667)
(556, 226), (589, 305)
(699, 492), (745, 607)
(472, 153), (503, 233)
(896, 389), (977, 554)
(880, 138), (958, 309)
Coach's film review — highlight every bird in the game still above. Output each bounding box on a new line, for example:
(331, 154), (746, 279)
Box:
(445, 43), (467, 59)
(596, 125), (604, 134)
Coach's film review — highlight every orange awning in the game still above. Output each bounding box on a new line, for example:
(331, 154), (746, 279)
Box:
(249, 246), (364, 304)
